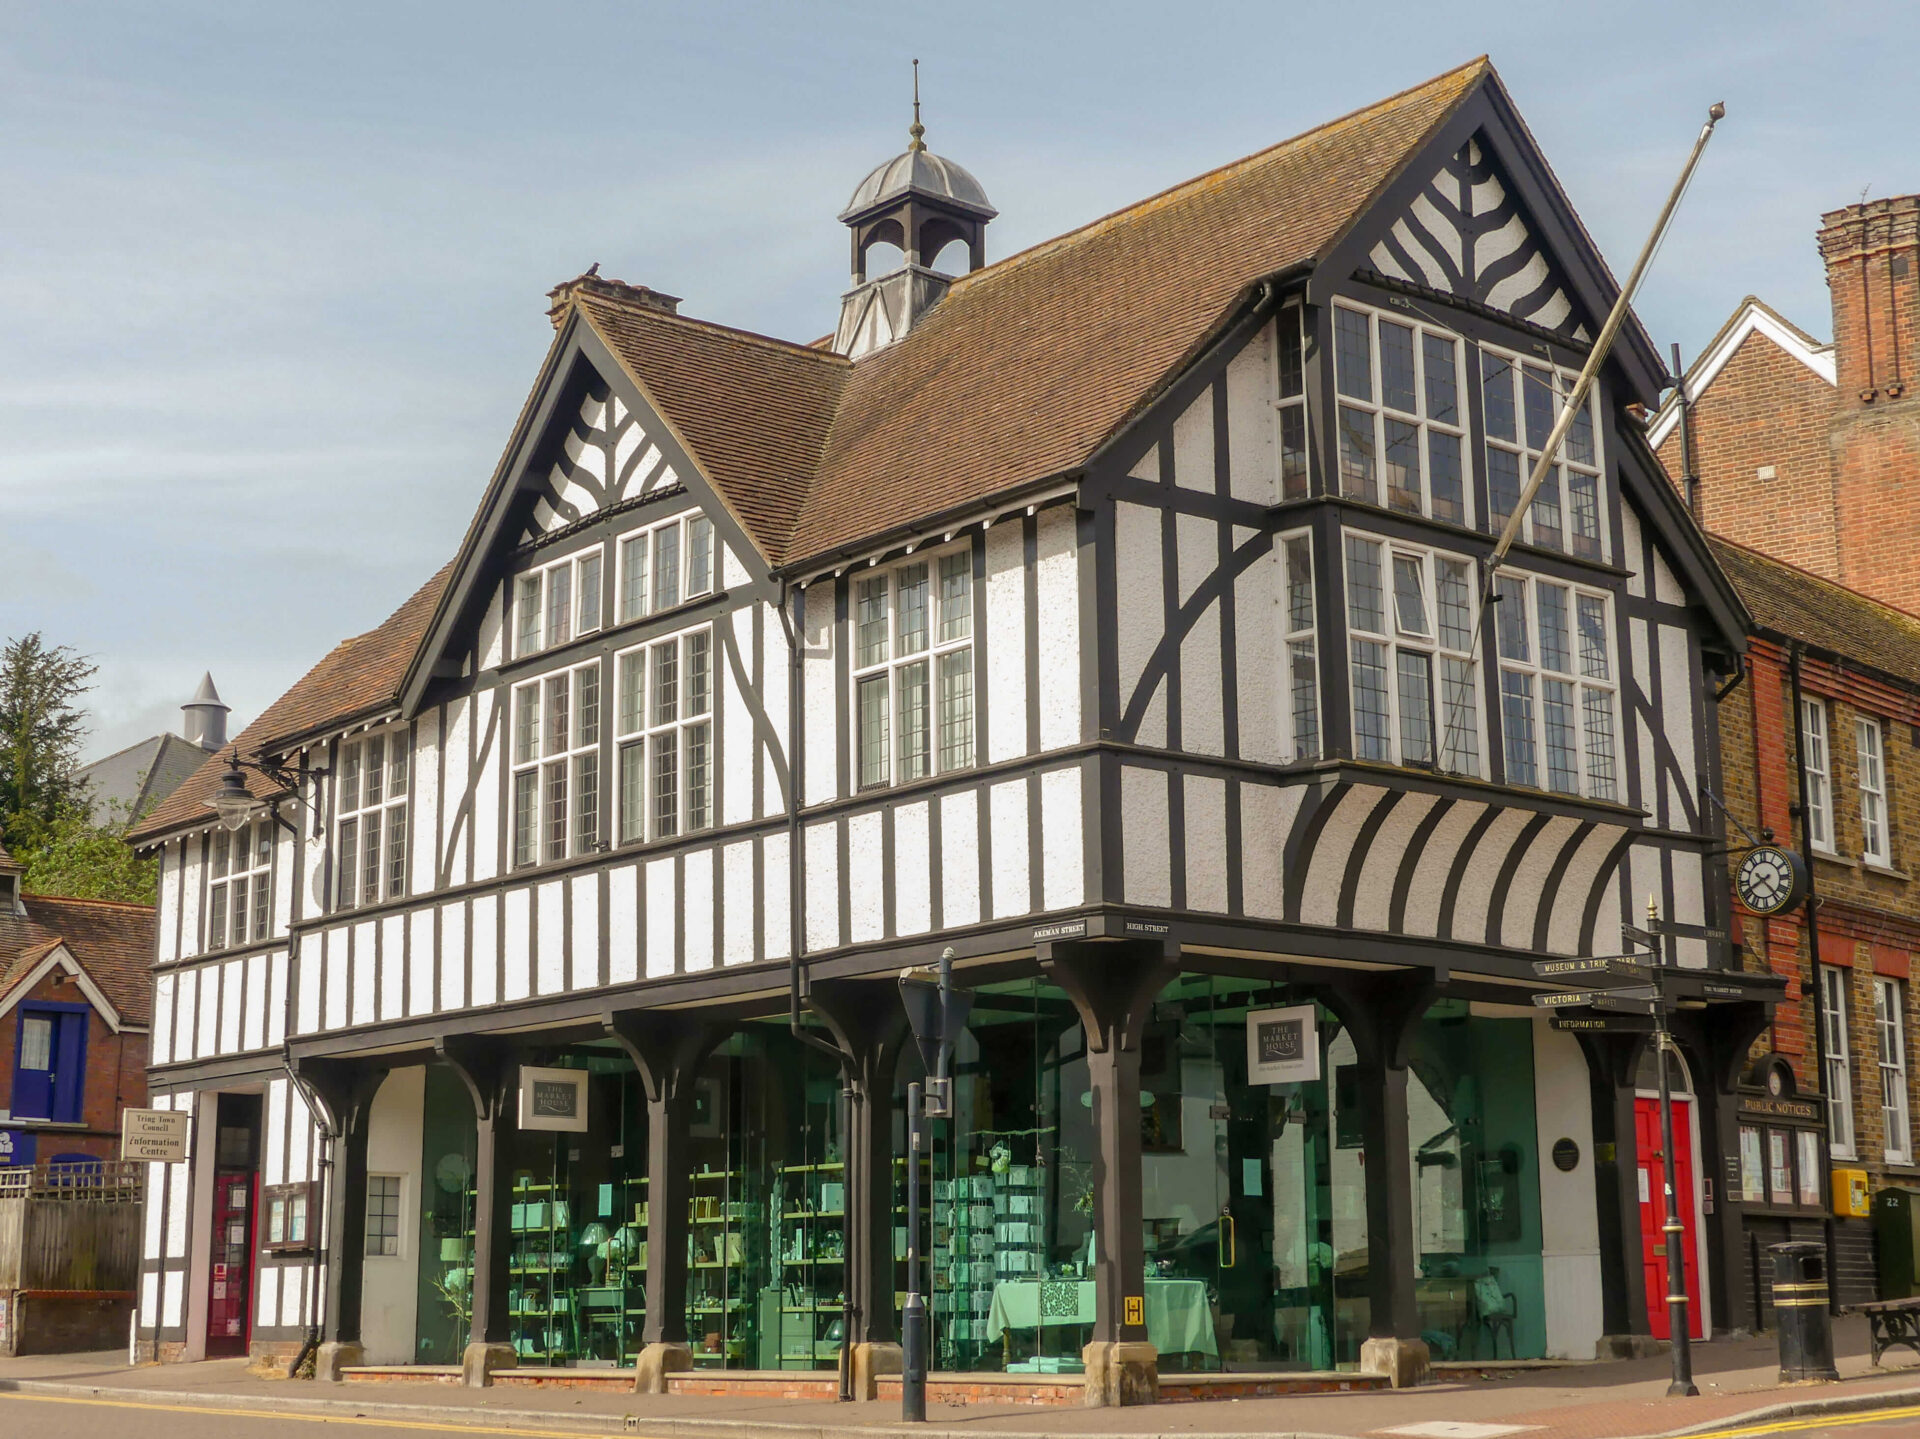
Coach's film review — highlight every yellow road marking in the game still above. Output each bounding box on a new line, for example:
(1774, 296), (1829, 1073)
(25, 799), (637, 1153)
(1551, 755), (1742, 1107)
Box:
(0, 1391), (627, 1439)
(1662, 1401), (1920, 1439)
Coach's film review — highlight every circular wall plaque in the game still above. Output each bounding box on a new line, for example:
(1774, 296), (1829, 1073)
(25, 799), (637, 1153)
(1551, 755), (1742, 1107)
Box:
(1552, 1138), (1581, 1173)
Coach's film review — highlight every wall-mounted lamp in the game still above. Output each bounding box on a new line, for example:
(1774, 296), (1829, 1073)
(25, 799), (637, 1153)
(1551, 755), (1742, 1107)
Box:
(205, 752), (329, 836)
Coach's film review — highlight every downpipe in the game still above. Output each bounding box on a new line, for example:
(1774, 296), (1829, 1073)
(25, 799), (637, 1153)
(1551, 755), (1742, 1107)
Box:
(282, 1048), (334, 1379)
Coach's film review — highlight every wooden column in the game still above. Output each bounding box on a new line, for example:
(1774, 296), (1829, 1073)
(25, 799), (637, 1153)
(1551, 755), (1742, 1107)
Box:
(300, 1060), (386, 1357)
(436, 1038), (514, 1384)
(1580, 1031), (1654, 1347)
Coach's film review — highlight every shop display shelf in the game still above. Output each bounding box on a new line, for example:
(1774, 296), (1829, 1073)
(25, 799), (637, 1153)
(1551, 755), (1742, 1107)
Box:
(781, 1210), (845, 1220)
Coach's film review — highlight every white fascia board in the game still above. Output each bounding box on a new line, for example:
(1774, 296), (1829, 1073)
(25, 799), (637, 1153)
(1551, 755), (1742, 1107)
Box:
(0, 944), (125, 1033)
(1647, 302), (1836, 450)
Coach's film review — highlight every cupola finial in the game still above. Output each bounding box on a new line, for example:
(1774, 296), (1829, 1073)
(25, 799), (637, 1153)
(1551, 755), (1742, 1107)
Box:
(908, 58), (925, 152)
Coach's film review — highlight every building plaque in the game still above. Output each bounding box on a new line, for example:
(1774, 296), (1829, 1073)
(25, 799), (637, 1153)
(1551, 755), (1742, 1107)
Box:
(121, 1108), (191, 1163)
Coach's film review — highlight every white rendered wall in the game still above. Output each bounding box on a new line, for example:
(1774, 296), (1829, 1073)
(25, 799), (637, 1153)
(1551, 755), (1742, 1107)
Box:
(361, 1066), (425, 1364)
(1533, 1021), (1603, 1360)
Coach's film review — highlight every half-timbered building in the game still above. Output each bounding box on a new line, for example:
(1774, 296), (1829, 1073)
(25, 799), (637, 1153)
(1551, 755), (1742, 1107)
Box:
(127, 58), (1776, 1400)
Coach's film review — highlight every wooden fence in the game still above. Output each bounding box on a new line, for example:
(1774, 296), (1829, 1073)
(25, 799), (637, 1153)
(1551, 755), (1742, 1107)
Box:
(0, 1161), (143, 1293)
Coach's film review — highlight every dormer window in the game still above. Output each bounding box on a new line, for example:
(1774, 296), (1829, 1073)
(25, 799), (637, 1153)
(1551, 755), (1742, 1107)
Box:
(513, 545), (604, 660)
(208, 817), (273, 949)
(616, 512), (714, 624)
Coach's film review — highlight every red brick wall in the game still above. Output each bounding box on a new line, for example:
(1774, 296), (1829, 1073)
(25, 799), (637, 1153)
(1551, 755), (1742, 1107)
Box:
(0, 968), (148, 1162)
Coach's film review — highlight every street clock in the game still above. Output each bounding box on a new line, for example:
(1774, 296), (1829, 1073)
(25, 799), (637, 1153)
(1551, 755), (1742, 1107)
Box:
(1735, 844), (1809, 916)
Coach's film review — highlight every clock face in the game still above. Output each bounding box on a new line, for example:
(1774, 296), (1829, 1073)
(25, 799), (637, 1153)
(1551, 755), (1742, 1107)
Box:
(1737, 846), (1802, 915)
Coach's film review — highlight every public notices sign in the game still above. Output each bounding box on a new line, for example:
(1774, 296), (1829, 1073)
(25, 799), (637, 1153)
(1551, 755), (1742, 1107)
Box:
(1246, 1005), (1320, 1085)
(121, 1108), (191, 1163)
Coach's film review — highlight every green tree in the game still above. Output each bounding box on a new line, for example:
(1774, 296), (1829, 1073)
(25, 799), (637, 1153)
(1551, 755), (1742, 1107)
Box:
(19, 799), (159, 904)
(0, 632), (96, 851)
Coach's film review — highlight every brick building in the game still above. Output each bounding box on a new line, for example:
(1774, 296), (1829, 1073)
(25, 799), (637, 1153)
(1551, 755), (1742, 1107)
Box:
(0, 843), (153, 1168)
(1650, 193), (1920, 1310)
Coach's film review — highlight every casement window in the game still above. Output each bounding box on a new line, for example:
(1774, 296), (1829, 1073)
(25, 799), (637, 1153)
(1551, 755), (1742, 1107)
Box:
(512, 546), (604, 661)
(1858, 716), (1890, 865)
(1821, 965), (1856, 1158)
(852, 550), (975, 790)
(1802, 698), (1834, 852)
(616, 511), (715, 626)
(334, 731), (409, 911)
(366, 1174), (403, 1257)
(1281, 532), (1320, 760)
(614, 625), (713, 844)
(1479, 348), (1604, 560)
(1493, 573), (1618, 800)
(1876, 977), (1912, 1164)
(207, 817), (273, 950)
(1343, 532), (1481, 775)
(1332, 304), (1470, 525)
(511, 662), (603, 867)
(1276, 307), (1309, 501)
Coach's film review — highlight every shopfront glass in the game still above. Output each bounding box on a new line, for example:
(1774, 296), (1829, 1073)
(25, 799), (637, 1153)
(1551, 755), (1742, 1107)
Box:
(417, 1063), (479, 1363)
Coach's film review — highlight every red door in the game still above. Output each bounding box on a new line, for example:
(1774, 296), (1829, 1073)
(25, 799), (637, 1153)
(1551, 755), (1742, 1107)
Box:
(1634, 1097), (1705, 1340)
(206, 1171), (257, 1357)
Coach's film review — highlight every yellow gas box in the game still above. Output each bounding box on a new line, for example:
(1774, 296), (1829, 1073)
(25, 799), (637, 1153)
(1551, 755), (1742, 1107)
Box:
(1834, 1167), (1870, 1218)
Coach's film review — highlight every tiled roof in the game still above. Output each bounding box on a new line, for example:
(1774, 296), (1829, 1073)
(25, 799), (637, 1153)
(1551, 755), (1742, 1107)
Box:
(1709, 536), (1920, 689)
(128, 562), (453, 843)
(0, 893), (155, 1025)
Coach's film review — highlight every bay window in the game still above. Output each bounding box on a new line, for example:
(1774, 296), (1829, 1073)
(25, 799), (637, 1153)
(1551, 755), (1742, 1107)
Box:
(208, 817), (272, 949)
(1333, 304), (1470, 524)
(512, 661), (603, 868)
(852, 550), (975, 790)
(1493, 573), (1618, 800)
(616, 511), (715, 625)
(1480, 348), (1604, 560)
(1858, 715), (1889, 865)
(615, 625), (713, 844)
(1877, 976), (1911, 1164)
(513, 545), (603, 660)
(1343, 532), (1480, 774)
(335, 731), (410, 910)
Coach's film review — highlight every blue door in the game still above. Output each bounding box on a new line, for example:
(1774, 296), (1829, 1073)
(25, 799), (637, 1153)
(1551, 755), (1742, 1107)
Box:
(12, 1006), (87, 1122)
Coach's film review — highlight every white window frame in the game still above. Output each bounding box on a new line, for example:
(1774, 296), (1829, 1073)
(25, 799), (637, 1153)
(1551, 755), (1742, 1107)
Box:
(512, 544), (605, 662)
(1331, 302), (1472, 526)
(1280, 530), (1320, 761)
(1858, 715), (1890, 866)
(1492, 572), (1620, 801)
(1821, 964), (1856, 1159)
(851, 547), (976, 791)
(511, 661), (603, 868)
(1478, 345), (1606, 561)
(1341, 530), (1483, 776)
(615, 511), (715, 627)
(1275, 306), (1310, 502)
(1877, 976), (1912, 1164)
(207, 817), (273, 951)
(365, 1172), (405, 1258)
(333, 730), (410, 912)
(613, 623), (714, 845)
(1803, 698), (1835, 854)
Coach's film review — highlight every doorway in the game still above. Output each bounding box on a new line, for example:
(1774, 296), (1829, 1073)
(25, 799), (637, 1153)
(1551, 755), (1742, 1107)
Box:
(205, 1093), (261, 1358)
(1634, 1093), (1705, 1341)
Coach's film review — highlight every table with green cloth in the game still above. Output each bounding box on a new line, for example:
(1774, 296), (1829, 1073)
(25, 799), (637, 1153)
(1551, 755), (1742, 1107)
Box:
(986, 1278), (1218, 1360)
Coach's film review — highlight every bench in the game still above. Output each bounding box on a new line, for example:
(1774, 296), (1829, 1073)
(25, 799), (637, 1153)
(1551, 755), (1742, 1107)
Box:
(1854, 1297), (1920, 1366)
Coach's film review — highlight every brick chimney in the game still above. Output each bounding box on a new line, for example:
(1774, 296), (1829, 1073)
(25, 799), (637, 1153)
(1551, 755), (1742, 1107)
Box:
(1821, 195), (1920, 611)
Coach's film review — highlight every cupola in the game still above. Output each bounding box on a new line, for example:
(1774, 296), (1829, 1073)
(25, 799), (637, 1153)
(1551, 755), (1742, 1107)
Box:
(833, 63), (995, 359)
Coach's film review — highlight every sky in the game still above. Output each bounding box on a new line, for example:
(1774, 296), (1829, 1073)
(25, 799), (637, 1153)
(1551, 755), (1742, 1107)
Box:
(2, 2), (1911, 762)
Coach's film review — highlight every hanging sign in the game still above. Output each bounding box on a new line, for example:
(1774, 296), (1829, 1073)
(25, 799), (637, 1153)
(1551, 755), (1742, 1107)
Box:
(1246, 1005), (1319, 1085)
(121, 1108), (191, 1163)
(518, 1067), (590, 1132)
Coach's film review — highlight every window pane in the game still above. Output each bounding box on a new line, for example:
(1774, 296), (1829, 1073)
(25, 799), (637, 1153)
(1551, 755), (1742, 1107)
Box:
(1501, 671), (1537, 787)
(1481, 351), (1515, 442)
(1796, 1131), (1822, 1206)
(1583, 689), (1617, 802)
(1437, 559), (1473, 652)
(575, 752), (599, 853)
(897, 659), (930, 781)
(1397, 650), (1434, 764)
(1280, 407), (1308, 501)
(1495, 577), (1530, 662)
(544, 759), (568, 861)
(1576, 595), (1609, 680)
(687, 516), (713, 596)
(938, 552), (972, 643)
(685, 723), (711, 831)
(517, 575), (542, 656)
(232, 876), (251, 944)
(897, 563), (930, 655)
(1543, 679), (1579, 794)
(513, 770), (539, 866)
(618, 740), (645, 844)
(386, 807), (406, 900)
(250, 861), (269, 934)
(1344, 535), (1384, 634)
(576, 665), (600, 748)
(577, 552), (603, 633)
(1423, 334), (1458, 425)
(937, 649), (974, 771)
(362, 808), (382, 907)
(855, 576), (889, 667)
(365, 733), (385, 807)
(1338, 405), (1377, 504)
(253, 817), (272, 869)
(651, 642), (678, 728)
(1530, 466), (1564, 552)
(1537, 584), (1570, 673)
(617, 652), (643, 735)
(1351, 638), (1391, 762)
(339, 742), (361, 814)
(1522, 365), (1558, 452)
(544, 676), (570, 759)
(546, 563), (572, 648)
(1334, 308), (1372, 401)
(336, 820), (358, 911)
(1380, 319), (1417, 413)
(1567, 398), (1596, 466)
(857, 674), (890, 788)
(1278, 310), (1305, 399)
(1392, 554), (1430, 637)
(213, 828), (231, 880)
(1429, 431), (1464, 526)
(652, 736), (679, 838)
(1768, 1130), (1793, 1204)
(1440, 656), (1479, 778)
(652, 524), (680, 611)
(210, 882), (229, 948)
(1285, 536), (1315, 633)
(388, 738), (408, 797)
(19, 1015), (52, 1071)
(686, 630), (711, 718)
(1385, 418), (1422, 513)
(514, 685), (538, 766)
(1290, 639), (1320, 761)
(620, 534), (648, 622)
(1487, 447), (1522, 534)
(1568, 470), (1601, 559)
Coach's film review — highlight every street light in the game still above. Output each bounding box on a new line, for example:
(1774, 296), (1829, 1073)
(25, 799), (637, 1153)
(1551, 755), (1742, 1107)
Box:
(202, 751), (329, 836)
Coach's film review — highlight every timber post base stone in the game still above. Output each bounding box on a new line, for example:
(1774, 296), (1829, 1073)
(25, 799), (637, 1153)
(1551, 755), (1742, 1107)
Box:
(460, 1341), (517, 1388)
(1360, 1335), (1430, 1389)
(852, 1340), (903, 1400)
(313, 1341), (364, 1383)
(1081, 1340), (1159, 1406)
(633, 1341), (693, 1393)
(1599, 1332), (1667, 1360)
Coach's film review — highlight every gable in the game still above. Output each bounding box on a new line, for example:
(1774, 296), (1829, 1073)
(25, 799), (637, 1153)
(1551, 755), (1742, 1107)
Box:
(521, 377), (682, 541)
(1646, 298), (1836, 450)
(1364, 135), (1589, 342)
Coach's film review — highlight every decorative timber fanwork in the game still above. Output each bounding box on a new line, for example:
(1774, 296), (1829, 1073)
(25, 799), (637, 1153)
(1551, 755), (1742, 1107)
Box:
(522, 381), (681, 539)
(1365, 137), (1590, 343)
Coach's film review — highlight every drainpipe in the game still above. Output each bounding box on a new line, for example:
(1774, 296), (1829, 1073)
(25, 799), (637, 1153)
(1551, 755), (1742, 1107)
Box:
(1787, 644), (1839, 1309)
(282, 1048), (334, 1378)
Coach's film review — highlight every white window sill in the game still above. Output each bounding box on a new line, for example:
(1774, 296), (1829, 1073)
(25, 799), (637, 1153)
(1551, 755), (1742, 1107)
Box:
(1830, 1148), (1858, 1163)
(1863, 859), (1909, 880)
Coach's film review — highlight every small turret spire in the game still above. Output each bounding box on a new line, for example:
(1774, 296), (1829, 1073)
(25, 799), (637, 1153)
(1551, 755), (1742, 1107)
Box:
(908, 58), (925, 152)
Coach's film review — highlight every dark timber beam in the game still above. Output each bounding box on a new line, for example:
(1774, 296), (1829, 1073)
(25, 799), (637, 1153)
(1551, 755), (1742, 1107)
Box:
(435, 1036), (516, 1386)
(297, 1058), (386, 1381)
(1580, 1031), (1654, 1350)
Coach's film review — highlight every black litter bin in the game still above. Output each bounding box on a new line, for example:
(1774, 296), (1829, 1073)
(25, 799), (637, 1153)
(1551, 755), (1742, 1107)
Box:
(1770, 1241), (1838, 1381)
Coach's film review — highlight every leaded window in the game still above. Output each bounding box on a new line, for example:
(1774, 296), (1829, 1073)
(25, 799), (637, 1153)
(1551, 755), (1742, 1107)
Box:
(334, 731), (410, 911)
(511, 662), (602, 867)
(1332, 303), (1469, 525)
(614, 625), (713, 844)
(208, 817), (273, 950)
(616, 511), (715, 625)
(852, 550), (975, 790)
(1277, 307), (1309, 501)
(1493, 574), (1617, 799)
(512, 545), (603, 660)
(1342, 532), (1480, 774)
(1282, 532), (1319, 760)
(1479, 348), (1604, 560)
